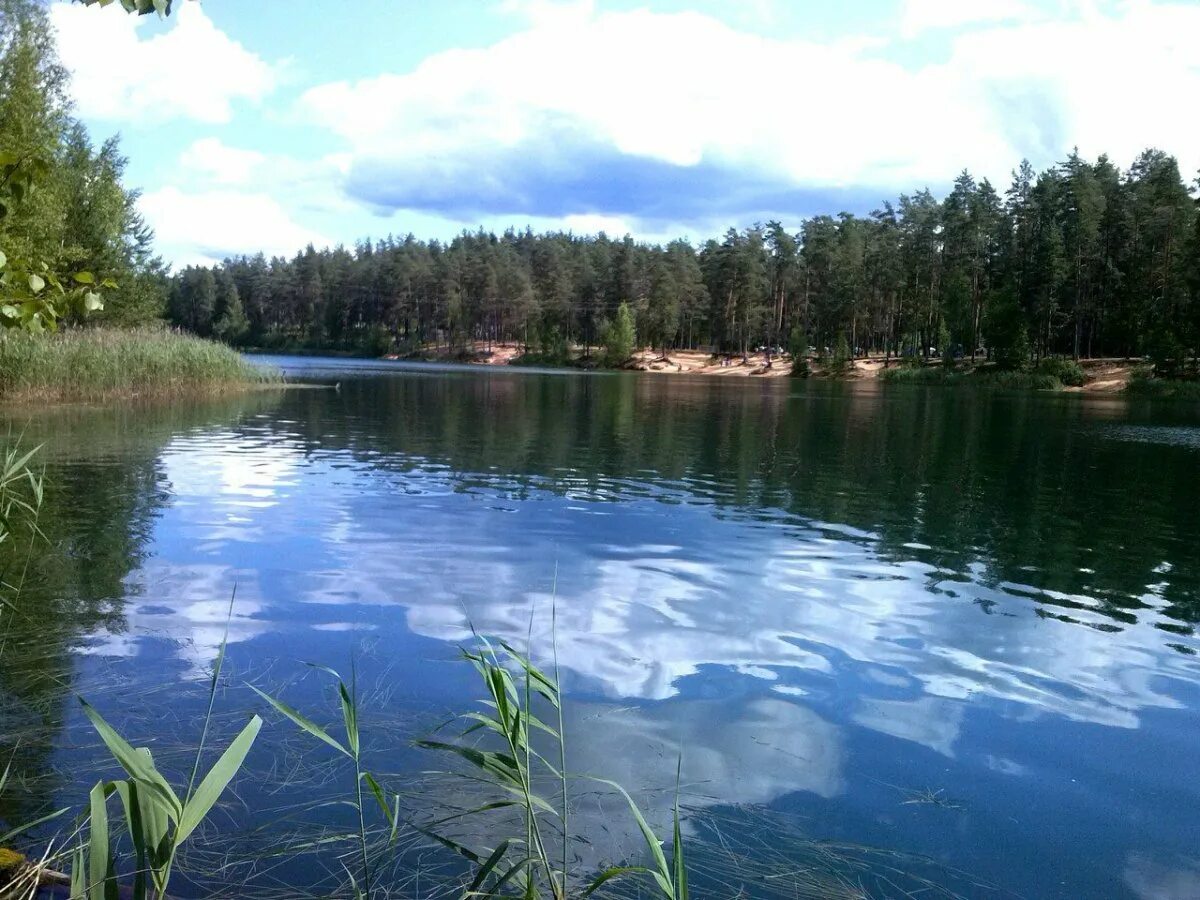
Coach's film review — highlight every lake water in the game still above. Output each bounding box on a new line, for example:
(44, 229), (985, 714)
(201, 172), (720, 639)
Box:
(3, 356), (1199, 898)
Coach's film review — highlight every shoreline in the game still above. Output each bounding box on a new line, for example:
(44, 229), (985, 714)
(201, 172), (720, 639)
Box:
(385, 343), (1139, 393)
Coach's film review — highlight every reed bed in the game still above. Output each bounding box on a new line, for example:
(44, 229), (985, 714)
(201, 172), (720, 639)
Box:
(0, 328), (278, 403)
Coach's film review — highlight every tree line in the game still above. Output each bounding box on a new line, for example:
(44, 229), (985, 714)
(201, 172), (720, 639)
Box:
(171, 150), (1200, 371)
(6, 0), (1198, 372)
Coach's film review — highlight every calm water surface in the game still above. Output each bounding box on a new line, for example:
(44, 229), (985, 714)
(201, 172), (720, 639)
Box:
(3, 356), (1200, 898)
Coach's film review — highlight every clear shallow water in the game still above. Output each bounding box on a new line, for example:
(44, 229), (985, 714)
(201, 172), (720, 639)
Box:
(3, 356), (1200, 898)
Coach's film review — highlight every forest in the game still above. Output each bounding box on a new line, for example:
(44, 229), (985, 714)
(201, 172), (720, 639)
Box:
(171, 152), (1200, 373)
(3, 0), (1199, 375)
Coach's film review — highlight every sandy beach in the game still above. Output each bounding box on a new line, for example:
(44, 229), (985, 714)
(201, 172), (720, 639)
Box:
(394, 343), (1137, 391)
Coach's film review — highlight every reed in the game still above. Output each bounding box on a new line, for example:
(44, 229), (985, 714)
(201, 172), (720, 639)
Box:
(0, 327), (278, 404)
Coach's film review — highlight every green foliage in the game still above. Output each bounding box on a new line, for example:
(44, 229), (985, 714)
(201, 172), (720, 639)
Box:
(879, 365), (1062, 390)
(0, 439), (44, 588)
(414, 634), (687, 899)
(1, 154), (113, 332)
(211, 269), (248, 345)
(600, 301), (637, 367)
(984, 291), (1031, 370)
(1146, 328), (1192, 379)
(936, 320), (954, 368)
(1126, 371), (1200, 399)
(1035, 357), (1086, 387)
(787, 326), (809, 377)
(74, 0), (180, 16)
(72, 599), (261, 900)
(828, 333), (851, 373)
(251, 664), (397, 897)
(1, 1), (165, 332)
(0, 327), (276, 402)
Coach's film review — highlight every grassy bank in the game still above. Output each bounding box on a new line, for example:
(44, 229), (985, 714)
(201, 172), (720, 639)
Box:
(0, 327), (278, 403)
(1126, 371), (1200, 399)
(878, 365), (1063, 390)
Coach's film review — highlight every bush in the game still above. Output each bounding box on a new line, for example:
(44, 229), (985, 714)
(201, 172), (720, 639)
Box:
(1126, 371), (1200, 398)
(788, 326), (809, 377)
(356, 324), (394, 357)
(879, 366), (953, 384)
(829, 333), (852, 373)
(1146, 329), (1190, 379)
(1035, 357), (1086, 387)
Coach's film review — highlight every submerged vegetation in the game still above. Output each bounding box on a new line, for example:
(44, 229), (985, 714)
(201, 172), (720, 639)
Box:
(0, 327), (277, 403)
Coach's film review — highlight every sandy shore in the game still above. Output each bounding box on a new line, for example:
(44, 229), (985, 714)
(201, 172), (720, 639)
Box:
(390, 343), (1136, 391)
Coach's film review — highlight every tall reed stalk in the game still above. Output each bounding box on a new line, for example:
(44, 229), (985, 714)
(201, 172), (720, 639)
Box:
(250, 662), (400, 899)
(70, 595), (262, 900)
(415, 630), (688, 900)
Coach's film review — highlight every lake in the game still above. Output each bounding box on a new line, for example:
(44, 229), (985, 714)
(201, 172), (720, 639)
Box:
(3, 356), (1199, 898)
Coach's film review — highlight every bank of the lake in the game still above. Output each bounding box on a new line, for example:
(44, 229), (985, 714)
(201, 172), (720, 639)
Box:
(0, 327), (279, 404)
(388, 341), (1145, 392)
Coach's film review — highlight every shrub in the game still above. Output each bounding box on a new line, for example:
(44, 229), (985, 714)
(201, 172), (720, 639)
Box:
(1035, 357), (1086, 387)
(1127, 371), (1200, 398)
(788, 326), (809, 377)
(829, 333), (852, 373)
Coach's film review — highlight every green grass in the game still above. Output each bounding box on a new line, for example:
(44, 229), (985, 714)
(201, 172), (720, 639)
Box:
(1125, 372), (1200, 399)
(879, 363), (1062, 390)
(0, 327), (278, 403)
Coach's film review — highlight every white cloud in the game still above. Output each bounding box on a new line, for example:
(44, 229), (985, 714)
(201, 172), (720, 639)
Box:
(900, 0), (1038, 38)
(139, 186), (329, 266)
(298, 1), (1200, 225)
(180, 138), (266, 185)
(49, 2), (277, 123)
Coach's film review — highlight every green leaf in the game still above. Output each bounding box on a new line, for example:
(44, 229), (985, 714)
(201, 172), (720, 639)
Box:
(0, 250), (6, 269)
(361, 771), (393, 829)
(585, 776), (673, 896)
(27, 273), (44, 293)
(79, 699), (182, 820)
(70, 845), (85, 900)
(176, 714), (262, 843)
(73, 271), (95, 284)
(337, 679), (359, 757)
(249, 685), (349, 757)
(0, 305), (17, 320)
(87, 782), (112, 900)
(0, 805), (70, 845)
(583, 866), (649, 896)
(466, 839), (513, 894)
(84, 291), (103, 311)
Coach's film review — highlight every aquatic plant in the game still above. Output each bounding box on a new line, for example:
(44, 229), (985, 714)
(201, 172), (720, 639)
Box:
(0, 327), (278, 403)
(413, 632), (687, 900)
(69, 598), (262, 900)
(250, 663), (400, 898)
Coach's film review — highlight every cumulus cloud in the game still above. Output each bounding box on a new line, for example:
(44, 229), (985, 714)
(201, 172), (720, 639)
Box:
(298, 2), (1200, 228)
(50, 1), (277, 123)
(139, 186), (329, 266)
(180, 138), (266, 186)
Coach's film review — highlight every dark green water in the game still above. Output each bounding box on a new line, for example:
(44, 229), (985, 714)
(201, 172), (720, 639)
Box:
(2, 356), (1199, 898)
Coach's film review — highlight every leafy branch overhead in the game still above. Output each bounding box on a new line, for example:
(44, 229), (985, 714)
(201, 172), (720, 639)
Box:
(0, 152), (112, 333)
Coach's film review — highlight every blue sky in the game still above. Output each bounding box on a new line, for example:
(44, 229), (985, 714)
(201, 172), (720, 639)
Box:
(48, 0), (1200, 266)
